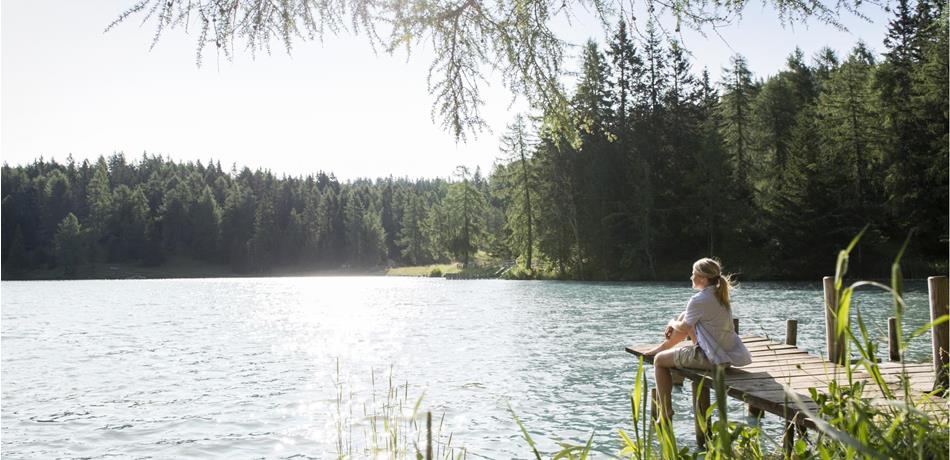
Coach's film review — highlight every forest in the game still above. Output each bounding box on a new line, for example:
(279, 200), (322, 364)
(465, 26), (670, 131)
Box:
(2, 0), (946, 280)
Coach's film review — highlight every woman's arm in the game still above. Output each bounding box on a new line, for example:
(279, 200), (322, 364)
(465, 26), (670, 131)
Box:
(668, 311), (695, 337)
(644, 322), (691, 356)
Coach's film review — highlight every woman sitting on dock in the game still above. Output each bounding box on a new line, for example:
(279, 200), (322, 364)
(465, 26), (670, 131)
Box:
(644, 258), (752, 421)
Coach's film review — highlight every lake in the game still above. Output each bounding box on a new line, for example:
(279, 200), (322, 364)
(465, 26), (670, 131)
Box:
(1, 277), (936, 458)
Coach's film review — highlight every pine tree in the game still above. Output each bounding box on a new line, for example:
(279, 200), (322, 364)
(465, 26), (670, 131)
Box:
(717, 54), (762, 257)
(54, 213), (85, 275)
(574, 40), (615, 138)
(443, 167), (487, 267)
(641, 20), (667, 114)
(883, 0), (950, 255)
(158, 177), (192, 254)
(607, 19), (644, 126)
(87, 159), (113, 249)
(43, 170), (72, 241)
(693, 68), (730, 257)
(251, 191), (279, 271)
(534, 136), (581, 277)
(110, 185), (150, 260)
(191, 185), (222, 261)
(498, 115), (537, 270)
(817, 43), (882, 211)
(301, 186), (325, 264)
(221, 182), (256, 271)
(397, 193), (431, 265)
(719, 54), (758, 191)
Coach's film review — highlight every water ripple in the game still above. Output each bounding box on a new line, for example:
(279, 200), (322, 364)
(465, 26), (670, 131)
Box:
(1, 278), (935, 458)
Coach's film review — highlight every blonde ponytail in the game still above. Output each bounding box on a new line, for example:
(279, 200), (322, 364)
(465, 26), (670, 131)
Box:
(693, 258), (733, 309)
(715, 273), (733, 310)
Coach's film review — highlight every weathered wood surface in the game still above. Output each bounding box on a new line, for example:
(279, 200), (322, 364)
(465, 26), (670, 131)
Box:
(625, 335), (949, 429)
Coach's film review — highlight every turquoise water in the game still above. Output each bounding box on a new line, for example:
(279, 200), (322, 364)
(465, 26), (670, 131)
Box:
(0, 278), (936, 458)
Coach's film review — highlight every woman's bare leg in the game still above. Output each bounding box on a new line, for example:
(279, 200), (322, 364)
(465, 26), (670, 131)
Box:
(643, 325), (690, 421)
(653, 350), (677, 421)
(644, 326), (690, 356)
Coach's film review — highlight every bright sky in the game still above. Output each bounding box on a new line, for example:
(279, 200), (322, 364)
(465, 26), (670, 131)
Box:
(2, 1), (891, 181)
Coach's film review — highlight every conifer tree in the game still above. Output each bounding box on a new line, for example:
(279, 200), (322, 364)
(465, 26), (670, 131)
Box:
(719, 54), (758, 191)
(397, 193), (431, 265)
(110, 185), (150, 261)
(817, 43), (882, 211)
(54, 213), (85, 275)
(443, 167), (487, 267)
(498, 115), (537, 270)
(191, 185), (222, 261)
(87, 159), (113, 246)
(607, 19), (643, 126)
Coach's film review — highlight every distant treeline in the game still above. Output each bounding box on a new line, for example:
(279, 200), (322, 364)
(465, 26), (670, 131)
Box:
(2, 0), (946, 280)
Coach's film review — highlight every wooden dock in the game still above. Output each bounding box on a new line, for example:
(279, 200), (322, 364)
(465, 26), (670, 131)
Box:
(626, 334), (949, 449)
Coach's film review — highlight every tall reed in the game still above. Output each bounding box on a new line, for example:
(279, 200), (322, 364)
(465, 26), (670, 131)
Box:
(332, 363), (467, 459)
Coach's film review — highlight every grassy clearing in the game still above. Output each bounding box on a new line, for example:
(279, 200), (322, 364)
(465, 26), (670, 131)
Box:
(385, 263), (461, 277)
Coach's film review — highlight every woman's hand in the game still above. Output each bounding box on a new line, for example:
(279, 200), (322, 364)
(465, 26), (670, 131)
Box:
(664, 325), (674, 339)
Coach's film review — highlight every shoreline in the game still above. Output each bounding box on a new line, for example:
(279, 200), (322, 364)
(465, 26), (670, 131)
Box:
(2, 266), (940, 284)
(1, 260), (387, 282)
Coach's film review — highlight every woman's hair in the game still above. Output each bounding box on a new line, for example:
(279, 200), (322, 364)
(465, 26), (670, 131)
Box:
(693, 258), (733, 309)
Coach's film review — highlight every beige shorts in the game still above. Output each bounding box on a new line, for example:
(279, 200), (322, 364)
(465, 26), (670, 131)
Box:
(673, 344), (719, 370)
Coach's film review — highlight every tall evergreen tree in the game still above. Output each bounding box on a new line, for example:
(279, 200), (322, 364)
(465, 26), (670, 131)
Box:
(498, 115), (537, 270)
(86, 159), (113, 249)
(53, 213), (85, 275)
(719, 54), (758, 191)
(443, 167), (487, 267)
(397, 193), (431, 265)
(191, 185), (222, 261)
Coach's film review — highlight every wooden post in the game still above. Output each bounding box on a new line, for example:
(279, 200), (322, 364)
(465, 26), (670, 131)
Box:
(426, 411), (433, 460)
(692, 379), (710, 447)
(786, 319), (798, 346)
(929, 276), (949, 391)
(747, 403), (764, 417)
(783, 420), (795, 456)
(781, 319), (800, 427)
(650, 388), (659, 421)
(888, 316), (900, 362)
(823, 276), (845, 365)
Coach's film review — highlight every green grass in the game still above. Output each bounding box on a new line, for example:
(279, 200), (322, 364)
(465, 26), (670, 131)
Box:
(385, 263), (461, 277)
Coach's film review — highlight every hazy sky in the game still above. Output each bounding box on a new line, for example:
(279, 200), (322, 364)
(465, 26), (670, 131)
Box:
(2, 1), (891, 181)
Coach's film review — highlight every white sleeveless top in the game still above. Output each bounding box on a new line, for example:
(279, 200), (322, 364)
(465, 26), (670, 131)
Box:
(682, 286), (752, 367)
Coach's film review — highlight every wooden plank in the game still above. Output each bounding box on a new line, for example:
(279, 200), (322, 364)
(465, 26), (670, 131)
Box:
(745, 343), (799, 351)
(749, 348), (814, 357)
(740, 335), (772, 342)
(724, 389), (819, 428)
(725, 367), (939, 384)
(876, 363), (937, 374)
(740, 355), (821, 367)
(735, 362), (831, 372)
